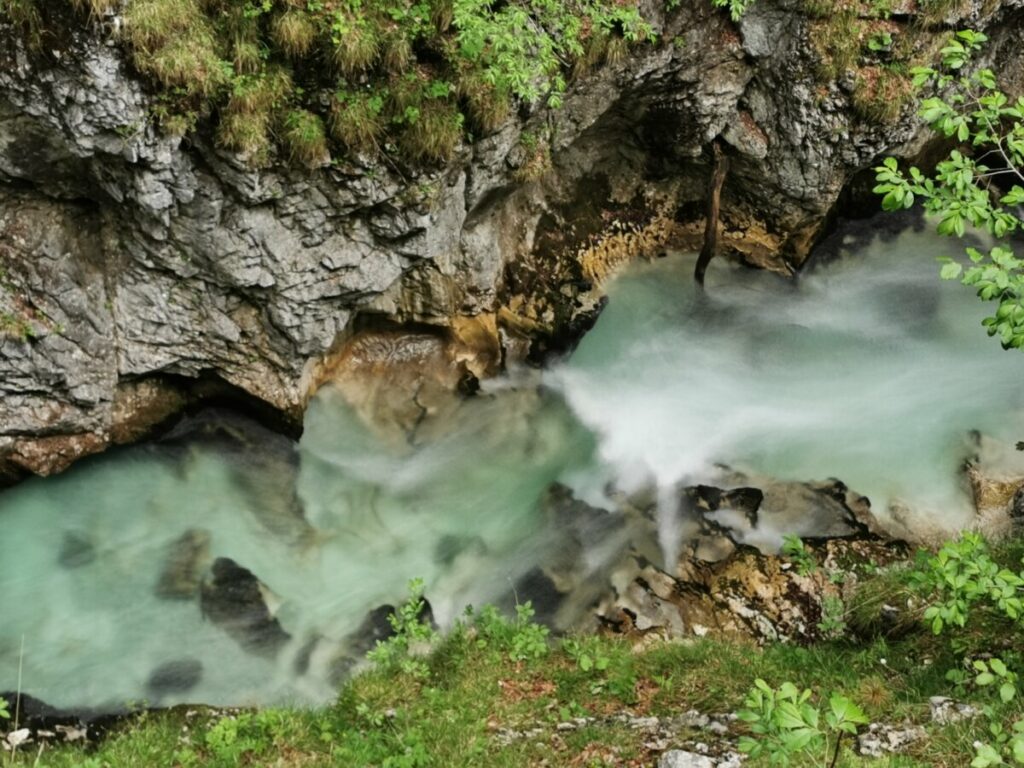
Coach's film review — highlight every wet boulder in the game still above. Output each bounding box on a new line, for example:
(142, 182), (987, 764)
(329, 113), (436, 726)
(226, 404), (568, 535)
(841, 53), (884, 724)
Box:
(682, 471), (880, 554)
(199, 558), (291, 658)
(155, 529), (211, 600)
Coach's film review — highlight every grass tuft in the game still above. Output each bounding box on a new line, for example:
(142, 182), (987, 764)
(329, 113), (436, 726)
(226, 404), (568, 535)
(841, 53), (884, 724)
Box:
(381, 30), (413, 74)
(281, 108), (329, 168)
(852, 65), (915, 124)
(1, 0), (43, 47)
(459, 73), (511, 135)
(123, 0), (227, 96)
(330, 90), (385, 155)
(70, 0), (118, 16)
(271, 11), (316, 59)
(330, 11), (379, 74)
(398, 100), (463, 163)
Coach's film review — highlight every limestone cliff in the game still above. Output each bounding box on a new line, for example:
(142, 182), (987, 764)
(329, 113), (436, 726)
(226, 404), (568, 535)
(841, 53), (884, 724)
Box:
(1, 0), (1022, 481)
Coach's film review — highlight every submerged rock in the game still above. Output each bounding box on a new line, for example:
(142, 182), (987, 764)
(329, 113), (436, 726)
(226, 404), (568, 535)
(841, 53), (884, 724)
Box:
(164, 413), (322, 551)
(154, 528), (211, 600)
(57, 531), (95, 569)
(145, 659), (203, 698)
(199, 558), (291, 659)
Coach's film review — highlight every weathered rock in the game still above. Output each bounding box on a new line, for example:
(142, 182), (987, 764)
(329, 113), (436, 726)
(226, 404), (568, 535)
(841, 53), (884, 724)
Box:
(2, 1), (1022, 477)
(658, 749), (742, 768)
(856, 723), (927, 757)
(929, 696), (981, 725)
(198, 558), (291, 658)
(598, 535), (908, 644)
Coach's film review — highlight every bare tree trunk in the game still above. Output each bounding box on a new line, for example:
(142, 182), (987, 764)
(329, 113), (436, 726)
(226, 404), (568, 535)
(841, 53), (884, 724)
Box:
(694, 140), (729, 287)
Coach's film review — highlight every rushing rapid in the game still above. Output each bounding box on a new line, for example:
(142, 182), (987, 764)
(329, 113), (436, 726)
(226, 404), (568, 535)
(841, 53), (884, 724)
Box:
(1, 215), (1022, 709)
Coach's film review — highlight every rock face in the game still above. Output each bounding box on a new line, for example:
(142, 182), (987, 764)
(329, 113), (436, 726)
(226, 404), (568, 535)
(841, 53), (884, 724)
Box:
(2, 1), (1024, 479)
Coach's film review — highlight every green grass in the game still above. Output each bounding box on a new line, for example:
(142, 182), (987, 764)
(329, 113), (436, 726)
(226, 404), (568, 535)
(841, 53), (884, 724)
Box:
(11, 579), (1024, 768)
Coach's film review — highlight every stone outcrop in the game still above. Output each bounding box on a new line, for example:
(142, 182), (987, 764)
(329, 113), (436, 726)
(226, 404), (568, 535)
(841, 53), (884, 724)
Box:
(2, 0), (1024, 479)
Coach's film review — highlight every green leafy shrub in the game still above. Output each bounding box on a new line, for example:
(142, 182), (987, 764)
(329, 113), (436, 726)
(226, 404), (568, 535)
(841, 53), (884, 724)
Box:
(367, 578), (439, 678)
(469, 601), (550, 662)
(781, 534), (817, 576)
(875, 30), (1024, 349)
(737, 680), (868, 765)
(907, 532), (1024, 634)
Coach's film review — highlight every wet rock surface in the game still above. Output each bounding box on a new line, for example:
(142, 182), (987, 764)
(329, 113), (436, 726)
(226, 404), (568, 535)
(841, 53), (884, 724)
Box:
(198, 558), (291, 659)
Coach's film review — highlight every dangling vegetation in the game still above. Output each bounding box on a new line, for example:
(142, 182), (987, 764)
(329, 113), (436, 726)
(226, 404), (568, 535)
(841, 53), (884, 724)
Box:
(0, 0), (654, 167)
(875, 30), (1024, 349)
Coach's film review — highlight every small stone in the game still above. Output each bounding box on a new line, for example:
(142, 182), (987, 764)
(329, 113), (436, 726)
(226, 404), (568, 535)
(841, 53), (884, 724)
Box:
(658, 750), (715, 768)
(677, 710), (710, 729)
(857, 723), (927, 757)
(4, 729), (31, 750)
(929, 696), (980, 725)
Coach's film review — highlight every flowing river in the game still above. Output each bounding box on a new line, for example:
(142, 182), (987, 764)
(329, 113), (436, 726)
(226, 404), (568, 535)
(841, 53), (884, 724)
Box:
(2, 215), (1023, 710)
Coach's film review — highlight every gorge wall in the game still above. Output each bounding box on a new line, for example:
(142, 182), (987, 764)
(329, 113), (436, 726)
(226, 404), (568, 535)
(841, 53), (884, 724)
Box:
(1, 0), (1023, 482)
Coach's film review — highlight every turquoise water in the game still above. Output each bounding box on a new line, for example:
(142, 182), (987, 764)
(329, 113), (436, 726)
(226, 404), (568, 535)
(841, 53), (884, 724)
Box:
(1, 218), (1022, 709)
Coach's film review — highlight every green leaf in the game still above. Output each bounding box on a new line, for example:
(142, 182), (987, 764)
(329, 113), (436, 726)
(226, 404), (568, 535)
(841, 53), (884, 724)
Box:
(1002, 683), (1016, 703)
(940, 261), (963, 279)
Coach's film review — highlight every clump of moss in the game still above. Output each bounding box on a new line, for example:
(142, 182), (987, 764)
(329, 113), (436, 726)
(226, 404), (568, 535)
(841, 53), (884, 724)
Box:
(281, 108), (329, 168)
(810, 12), (864, 80)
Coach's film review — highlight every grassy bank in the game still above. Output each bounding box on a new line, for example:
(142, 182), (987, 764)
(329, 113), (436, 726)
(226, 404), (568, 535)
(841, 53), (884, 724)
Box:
(7, 534), (1024, 767)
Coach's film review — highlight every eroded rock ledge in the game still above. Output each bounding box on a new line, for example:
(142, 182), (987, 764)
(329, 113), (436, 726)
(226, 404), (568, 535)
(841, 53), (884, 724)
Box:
(2, 0), (1024, 481)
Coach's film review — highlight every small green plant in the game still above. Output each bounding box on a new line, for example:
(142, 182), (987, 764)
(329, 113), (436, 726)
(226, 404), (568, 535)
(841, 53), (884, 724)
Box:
(907, 533), (1024, 634)
(817, 595), (848, 638)
(973, 720), (1024, 766)
(0, 695), (8, 720)
(737, 680), (869, 766)
(205, 713), (270, 766)
(563, 637), (610, 673)
(973, 657), (1019, 704)
(711, 0), (753, 21)
(367, 578), (438, 677)
(467, 600), (550, 662)
(782, 535), (818, 576)
(866, 31), (893, 52)
(510, 602), (550, 662)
